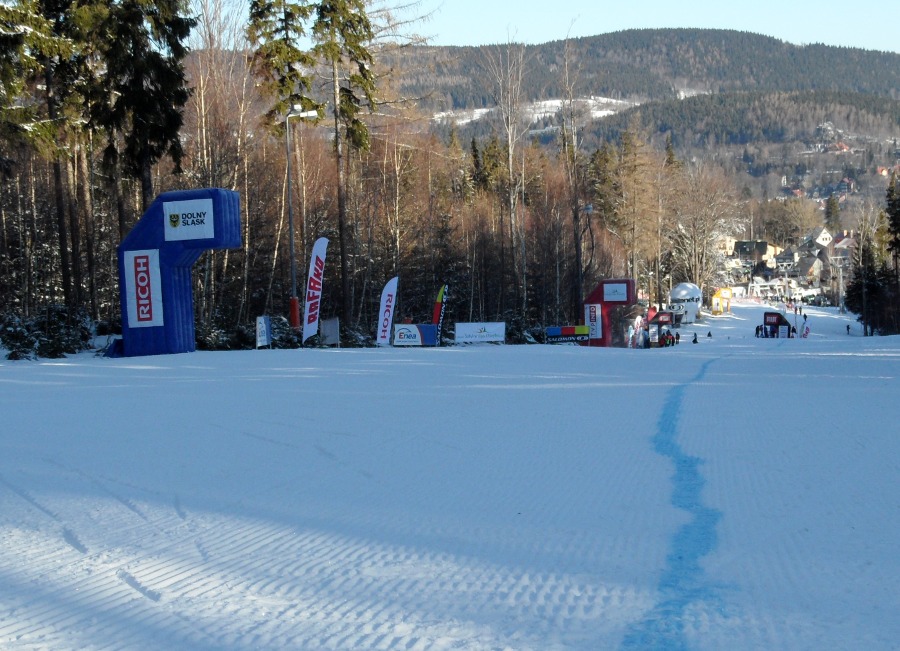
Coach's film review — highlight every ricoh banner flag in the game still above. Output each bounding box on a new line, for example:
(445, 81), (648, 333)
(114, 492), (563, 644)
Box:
(303, 237), (329, 343)
(376, 276), (399, 346)
(432, 284), (448, 344)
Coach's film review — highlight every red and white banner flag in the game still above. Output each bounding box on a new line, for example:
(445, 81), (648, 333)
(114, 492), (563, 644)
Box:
(376, 276), (399, 346)
(302, 237), (329, 343)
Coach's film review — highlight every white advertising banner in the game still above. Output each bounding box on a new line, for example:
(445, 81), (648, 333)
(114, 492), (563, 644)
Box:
(255, 316), (271, 348)
(455, 322), (506, 343)
(163, 198), (215, 241)
(376, 276), (399, 346)
(124, 249), (164, 328)
(603, 282), (629, 302)
(584, 304), (602, 339)
(303, 237), (329, 343)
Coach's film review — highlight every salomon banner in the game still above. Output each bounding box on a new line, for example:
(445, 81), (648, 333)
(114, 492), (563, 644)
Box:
(376, 276), (399, 346)
(303, 237), (329, 343)
(432, 284), (448, 344)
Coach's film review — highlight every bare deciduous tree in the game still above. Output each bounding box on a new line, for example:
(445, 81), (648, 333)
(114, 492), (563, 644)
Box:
(482, 36), (529, 313)
(667, 164), (745, 294)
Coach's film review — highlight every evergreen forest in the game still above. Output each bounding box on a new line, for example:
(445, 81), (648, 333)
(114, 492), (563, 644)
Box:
(2, 2), (900, 358)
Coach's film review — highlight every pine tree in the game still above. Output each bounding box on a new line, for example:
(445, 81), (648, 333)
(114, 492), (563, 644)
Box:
(0, 2), (37, 176)
(312, 0), (376, 326)
(470, 137), (485, 192)
(824, 193), (842, 233)
(90, 0), (196, 211)
(246, 0), (317, 122)
(886, 173), (900, 272)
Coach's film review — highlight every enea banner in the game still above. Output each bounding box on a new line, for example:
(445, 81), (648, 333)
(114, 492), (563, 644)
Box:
(376, 276), (399, 346)
(303, 237), (329, 343)
(455, 322), (506, 343)
(123, 249), (164, 328)
(393, 324), (438, 347)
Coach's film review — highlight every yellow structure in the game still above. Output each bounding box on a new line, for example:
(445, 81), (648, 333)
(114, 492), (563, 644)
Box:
(711, 288), (733, 315)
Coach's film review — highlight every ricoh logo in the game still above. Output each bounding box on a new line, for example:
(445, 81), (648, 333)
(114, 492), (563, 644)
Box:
(133, 255), (154, 322)
(380, 294), (395, 338)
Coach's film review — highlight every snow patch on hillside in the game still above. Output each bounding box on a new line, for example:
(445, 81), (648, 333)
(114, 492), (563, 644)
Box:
(433, 96), (635, 126)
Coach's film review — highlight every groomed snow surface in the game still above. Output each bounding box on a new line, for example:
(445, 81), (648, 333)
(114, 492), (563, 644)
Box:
(1, 301), (898, 650)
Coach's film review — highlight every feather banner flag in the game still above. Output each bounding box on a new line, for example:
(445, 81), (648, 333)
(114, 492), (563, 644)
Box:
(376, 276), (399, 346)
(432, 284), (448, 345)
(302, 237), (329, 343)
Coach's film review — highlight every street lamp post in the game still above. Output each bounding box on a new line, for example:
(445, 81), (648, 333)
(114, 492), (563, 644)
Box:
(285, 105), (318, 330)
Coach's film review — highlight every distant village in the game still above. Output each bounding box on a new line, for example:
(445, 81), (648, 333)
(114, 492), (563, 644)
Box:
(720, 226), (854, 306)
(714, 120), (900, 307)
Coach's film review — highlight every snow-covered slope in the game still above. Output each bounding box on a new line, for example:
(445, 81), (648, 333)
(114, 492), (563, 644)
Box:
(1, 303), (897, 650)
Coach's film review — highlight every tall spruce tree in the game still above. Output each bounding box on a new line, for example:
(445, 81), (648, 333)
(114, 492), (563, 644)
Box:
(0, 2), (38, 176)
(91, 0), (195, 212)
(824, 193), (842, 234)
(886, 173), (900, 273)
(246, 0), (316, 121)
(312, 0), (376, 326)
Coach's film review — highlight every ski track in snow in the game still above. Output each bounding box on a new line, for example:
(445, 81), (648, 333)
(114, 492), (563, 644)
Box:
(621, 357), (724, 650)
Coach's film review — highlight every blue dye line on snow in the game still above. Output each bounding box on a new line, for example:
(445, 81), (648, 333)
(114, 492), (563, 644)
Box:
(620, 358), (724, 651)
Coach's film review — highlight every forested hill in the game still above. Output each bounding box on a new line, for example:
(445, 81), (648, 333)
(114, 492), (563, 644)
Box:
(389, 28), (900, 110)
(589, 90), (900, 149)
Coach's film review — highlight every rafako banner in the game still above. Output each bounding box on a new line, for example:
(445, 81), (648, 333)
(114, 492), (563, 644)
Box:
(303, 237), (329, 344)
(455, 322), (506, 343)
(163, 198), (215, 241)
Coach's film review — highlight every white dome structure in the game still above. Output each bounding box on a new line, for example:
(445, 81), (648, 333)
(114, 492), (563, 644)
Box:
(669, 282), (702, 323)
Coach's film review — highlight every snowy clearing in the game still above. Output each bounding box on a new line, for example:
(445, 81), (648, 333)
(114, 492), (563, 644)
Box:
(1, 302), (898, 650)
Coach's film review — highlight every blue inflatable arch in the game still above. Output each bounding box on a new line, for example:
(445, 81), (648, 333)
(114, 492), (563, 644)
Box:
(115, 188), (241, 357)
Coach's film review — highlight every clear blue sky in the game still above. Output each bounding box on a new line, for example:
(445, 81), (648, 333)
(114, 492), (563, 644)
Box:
(413, 0), (897, 54)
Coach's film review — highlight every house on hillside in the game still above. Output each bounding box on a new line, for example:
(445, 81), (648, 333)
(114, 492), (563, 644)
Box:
(717, 236), (736, 257)
(797, 254), (824, 286)
(826, 142), (851, 154)
(775, 248), (800, 277)
(799, 226), (833, 251)
(832, 232), (856, 266)
(734, 241), (774, 265)
(730, 240), (781, 280)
